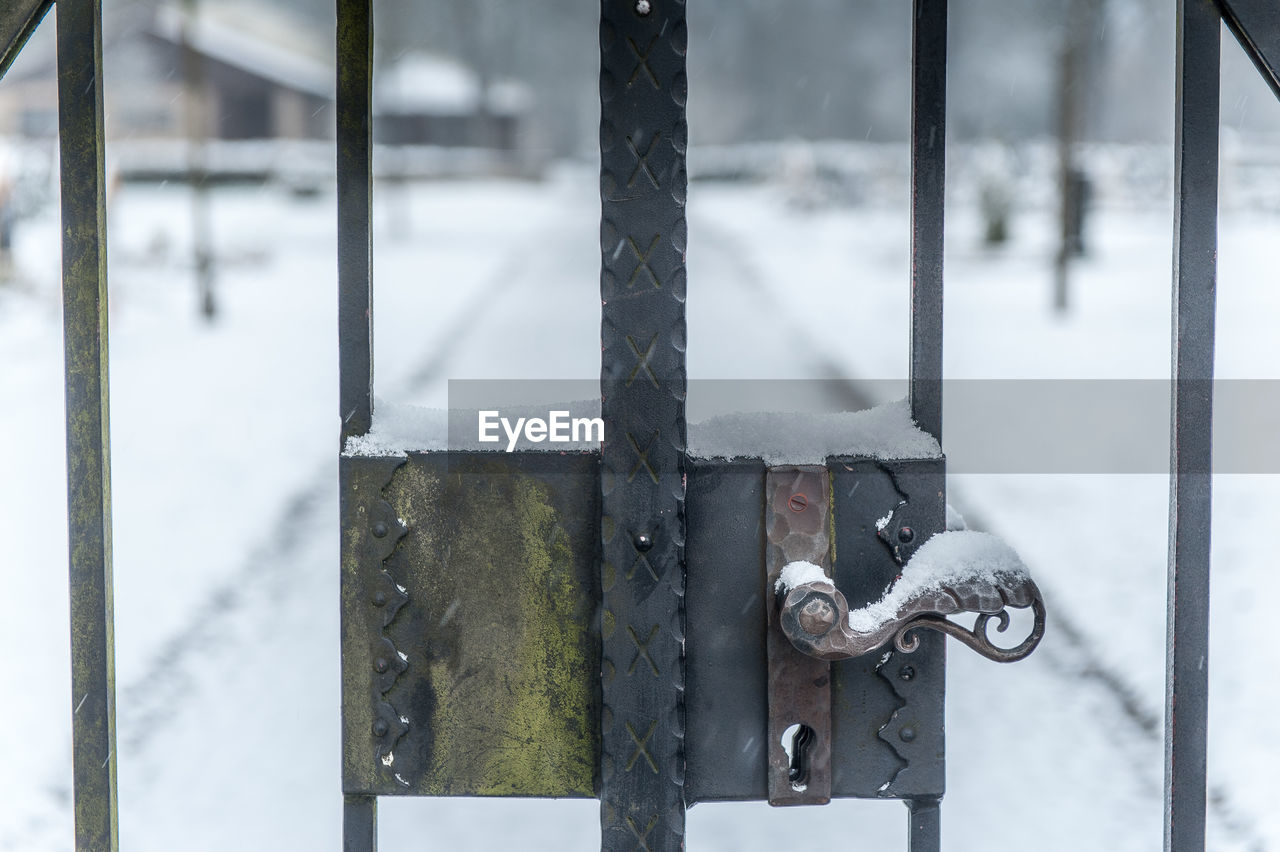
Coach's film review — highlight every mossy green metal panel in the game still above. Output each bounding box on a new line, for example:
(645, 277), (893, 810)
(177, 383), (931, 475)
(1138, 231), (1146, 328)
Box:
(341, 452), (601, 797)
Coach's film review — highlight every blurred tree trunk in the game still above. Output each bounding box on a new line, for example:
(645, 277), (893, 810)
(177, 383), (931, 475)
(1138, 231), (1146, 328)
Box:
(1055, 0), (1105, 313)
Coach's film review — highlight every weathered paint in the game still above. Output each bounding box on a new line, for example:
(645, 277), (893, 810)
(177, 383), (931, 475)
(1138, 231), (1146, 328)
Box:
(342, 452), (601, 798)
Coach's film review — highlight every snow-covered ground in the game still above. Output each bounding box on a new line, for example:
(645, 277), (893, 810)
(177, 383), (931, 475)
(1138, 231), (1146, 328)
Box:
(2, 157), (1278, 851)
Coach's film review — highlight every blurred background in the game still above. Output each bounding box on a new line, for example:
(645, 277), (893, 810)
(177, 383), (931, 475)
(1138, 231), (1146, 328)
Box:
(2, 0), (1279, 849)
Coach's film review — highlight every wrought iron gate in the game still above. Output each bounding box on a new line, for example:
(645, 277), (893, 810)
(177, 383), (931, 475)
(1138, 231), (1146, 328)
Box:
(6, 0), (1280, 849)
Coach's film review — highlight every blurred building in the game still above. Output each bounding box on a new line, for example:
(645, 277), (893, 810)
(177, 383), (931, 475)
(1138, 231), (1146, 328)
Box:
(0, 1), (535, 180)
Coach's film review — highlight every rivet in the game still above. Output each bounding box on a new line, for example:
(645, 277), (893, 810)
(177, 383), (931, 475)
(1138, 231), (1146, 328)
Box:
(899, 665), (915, 681)
(899, 726), (916, 743)
(372, 720), (389, 737)
(374, 657), (389, 673)
(372, 522), (389, 538)
(636, 0), (651, 14)
(788, 493), (808, 513)
(897, 526), (914, 544)
(372, 592), (387, 607)
(633, 532), (653, 552)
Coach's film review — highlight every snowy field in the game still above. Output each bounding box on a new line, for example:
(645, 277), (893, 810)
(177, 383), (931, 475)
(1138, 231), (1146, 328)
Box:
(2, 158), (1279, 851)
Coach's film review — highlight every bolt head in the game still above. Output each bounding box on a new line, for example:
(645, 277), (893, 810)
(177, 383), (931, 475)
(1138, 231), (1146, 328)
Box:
(372, 720), (389, 737)
(372, 522), (389, 538)
(633, 532), (653, 552)
(899, 726), (916, 743)
(374, 657), (389, 674)
(636, 0), (651, 14)
(797, 595), (836, 635)
(899, 665), (915, 681)
(897, 526), (914, 544)
(372, 592), (387, 607)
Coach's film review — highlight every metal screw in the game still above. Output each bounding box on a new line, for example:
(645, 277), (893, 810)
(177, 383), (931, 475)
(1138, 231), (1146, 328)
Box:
(899, 726), (916, 743)
(372, 522), (389, 538)
(899, 665), (915, 681)
(633, 532), (653, 552)
(788, 493), (808, 513)
(372, 592), (387, 607)
(897, 526), (914, 544)
(797, 595), (836, 635)
(374, 657), (389, 673)
(372, 720), (389, 737)
(636, 0), (651, 14)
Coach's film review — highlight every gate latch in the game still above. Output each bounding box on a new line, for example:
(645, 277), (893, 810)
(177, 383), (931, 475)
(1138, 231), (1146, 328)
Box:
(777, 531), (1045, 663)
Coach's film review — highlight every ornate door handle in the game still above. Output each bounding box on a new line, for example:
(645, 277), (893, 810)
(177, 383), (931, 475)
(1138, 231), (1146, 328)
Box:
(776, 531), (1046, 663)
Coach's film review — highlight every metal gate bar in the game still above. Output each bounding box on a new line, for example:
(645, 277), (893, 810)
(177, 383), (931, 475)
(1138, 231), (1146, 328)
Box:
(909, 0), (946, 448)
(56, 0), (119, 849)
(907, 2), (946, 848)
(597, 1), (690, 848)
(336, 0), (377, 848)
(1165, 1), (1220, 851)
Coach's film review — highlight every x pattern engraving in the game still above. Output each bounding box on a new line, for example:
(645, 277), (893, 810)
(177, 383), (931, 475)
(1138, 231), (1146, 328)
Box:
(626, 431), (660, 484)
(628, 550), (659, 583)
(625, 235), (660, 289)
(626, 35), (660, 89)
(626, 132), (662, 190)
(626, 624), (661, 676)
(625, 813), (659, 852)
(625, 334), (660, 388)
(625, 720), (659, 774)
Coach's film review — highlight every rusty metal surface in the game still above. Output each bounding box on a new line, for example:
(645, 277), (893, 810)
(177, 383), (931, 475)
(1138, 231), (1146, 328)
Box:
(764, 467), (832, 806)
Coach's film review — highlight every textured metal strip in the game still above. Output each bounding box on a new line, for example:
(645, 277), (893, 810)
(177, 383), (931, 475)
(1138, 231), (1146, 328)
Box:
(909, 0), (947, 443)
(1165, 2), (1220, 851)
(598, 0), (689, 847)
(764, 468), (832, 806)
(56, 0), (118, 848)
(337, 0), (373, 443)
(0, 0), (51, 80)
(1215, 0), (1280, 102)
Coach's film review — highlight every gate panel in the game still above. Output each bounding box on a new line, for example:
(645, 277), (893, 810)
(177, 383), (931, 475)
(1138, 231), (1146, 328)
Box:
(341, 453), (601, 797)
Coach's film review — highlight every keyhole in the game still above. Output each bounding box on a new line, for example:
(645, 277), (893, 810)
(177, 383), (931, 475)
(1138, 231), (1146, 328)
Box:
(780, 723), (816, 791)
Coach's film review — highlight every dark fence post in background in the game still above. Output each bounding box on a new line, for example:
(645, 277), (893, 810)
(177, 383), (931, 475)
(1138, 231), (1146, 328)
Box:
(597, 0), (690, 848)
(337, 0), (377, 848)
(1164, 1), (1220, 851)
(56, 0), (119, 848)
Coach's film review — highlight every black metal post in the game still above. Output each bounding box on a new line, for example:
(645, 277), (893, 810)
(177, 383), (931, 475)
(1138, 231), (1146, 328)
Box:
(343, 795), (377, 852)
(338, 0), (374, 444)
(337, 0), (378, 847)
(909, 0), (946, 445)
(598, 0), (689, 848)
(1165, 2), (1219, 851)
(907, 798), (941, 852)
(1215, 0), (1280, 101)
(56, 0), (118, 848)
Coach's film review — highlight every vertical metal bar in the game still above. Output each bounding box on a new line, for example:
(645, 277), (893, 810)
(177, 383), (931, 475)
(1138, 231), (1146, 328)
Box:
(598, 0), (689, 848)
(343, 795), (377, 852)
(337, 0), (373, 443)
(1165, 2), (1219, 851)
(907, 798), (941, 852)
(909, 0), (946, 443)
(56, 0), (117, 848)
